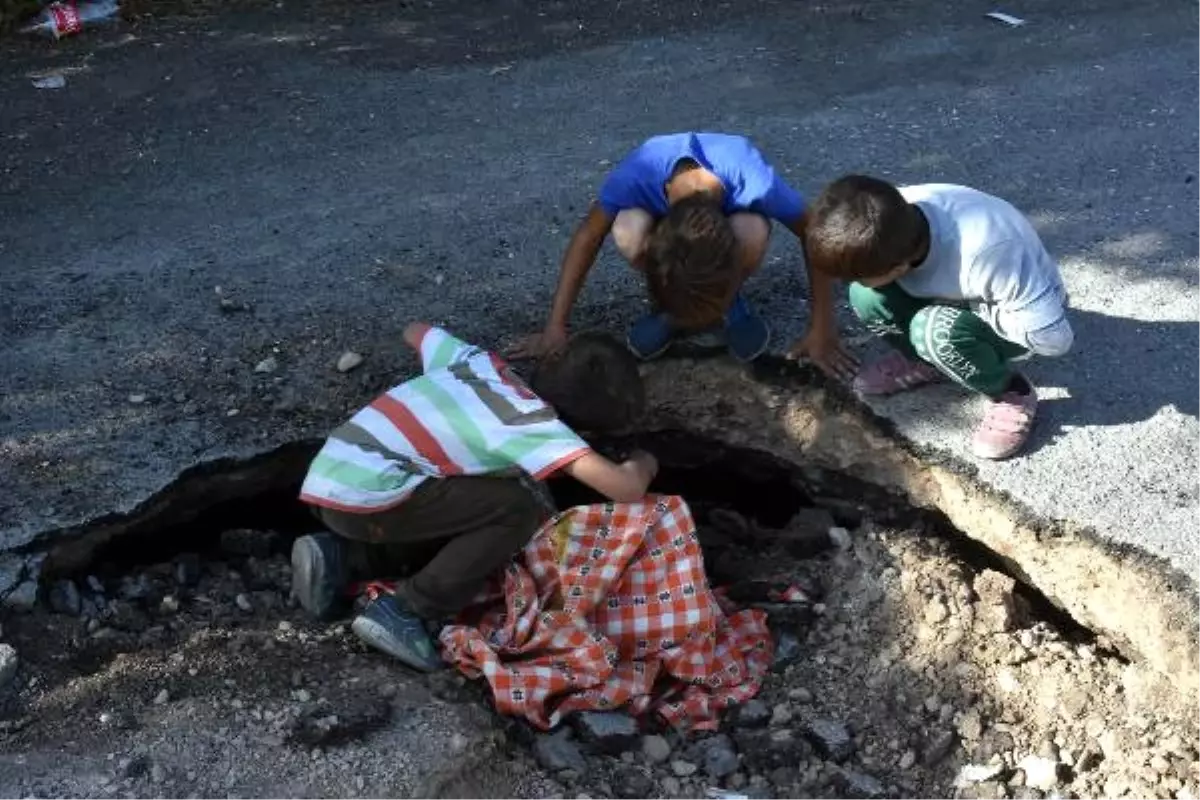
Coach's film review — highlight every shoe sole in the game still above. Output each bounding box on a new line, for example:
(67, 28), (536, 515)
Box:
(625, 332), (673, 361)
(351, 615), (442, 673)
(291, 537), (336, 620)
(727, 321), (771, 363)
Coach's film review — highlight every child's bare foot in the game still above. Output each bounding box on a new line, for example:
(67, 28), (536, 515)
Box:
(972, 376), (1038, 460)
(852, 351), (943, 396)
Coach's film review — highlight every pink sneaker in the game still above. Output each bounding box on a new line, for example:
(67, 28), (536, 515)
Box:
(852, 351), (944, 396)
(972, 385), (1038, 460)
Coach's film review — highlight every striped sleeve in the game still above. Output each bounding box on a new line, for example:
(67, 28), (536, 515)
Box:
(495, 418), (593, 480)
(419, 326), (483, 373)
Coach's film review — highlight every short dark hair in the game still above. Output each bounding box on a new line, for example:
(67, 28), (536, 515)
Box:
(529, 331), (645, 433)
(644, 195), (738, 330)
(805, 175), (922, 280)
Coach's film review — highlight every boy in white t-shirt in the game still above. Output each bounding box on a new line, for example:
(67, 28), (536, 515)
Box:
(803, 175), (1073, 460)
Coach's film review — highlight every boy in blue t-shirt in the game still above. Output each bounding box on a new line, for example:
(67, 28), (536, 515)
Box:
(512, 132), (855, 375)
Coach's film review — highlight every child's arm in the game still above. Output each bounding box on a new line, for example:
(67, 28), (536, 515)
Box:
(783, 214), (860, 381)
(402, 322), (482, 372)
(402, 322), (433, 352)
(511, 204), (615, 358)
(562, 448), (658, 503)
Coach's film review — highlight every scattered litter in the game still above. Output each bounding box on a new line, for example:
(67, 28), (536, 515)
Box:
(488, 64), (513, 76)
(31, 74), (67, 89)
(706, 789), (749, 800)
(985, 11), (1026, 27)
(21, 0), (120, 39)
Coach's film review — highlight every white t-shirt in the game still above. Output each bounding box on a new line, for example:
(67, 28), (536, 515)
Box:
(897, 184), (1068, 347)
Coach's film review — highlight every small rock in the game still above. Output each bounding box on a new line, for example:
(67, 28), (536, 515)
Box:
(957, 708), (984, 741)
(254, 356), (279, 374)
(734, 699), (771, 729)
(641, 734), (672, 764)
(4, 580), (38, 610)
(0, 644), (18, 687)
(533, 730), (587, 773)
(956, 763), (1006, 786)
(788, 687), (814, 704)
(159, 595), (180, 615)
(174, 555), (201, 587)
(670, 759), (697, 778)
(660, 776), (681, 795)
(827, 526), (852, 550)
(86, 575), (106, 595)
(1017, 755), (1061, 791)
(128, 393), (147, 404)
(571, 711), (639, 755)
(337, 351), (364, 373)
(355, 776), (365, 791)
(835, 767), (885, 798)
(235, 594), (253, 613)
(802, 718), (855, 763)
(292, 689), (312, 703)
(150, 764), (166, 783)
(973, 570), (1018, 633)
(898, 750), (916, 770)
(773, 632), (802, 669)
(925, 598), (950, 624)
(923, 730), (958, 766)
(770, 704), (793, 726)
(153, 689), (170, 705)
(49, 579), (82, 616)
(701, 734), (739, 778)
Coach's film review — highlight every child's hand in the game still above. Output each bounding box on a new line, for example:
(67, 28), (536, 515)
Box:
(508, 324), (569, 360)
(624, 449), (659, 486)
(787, 325), (859, 382)
(563, 449), (658, 503)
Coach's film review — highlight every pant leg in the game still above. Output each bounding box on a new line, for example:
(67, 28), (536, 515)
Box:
(908, 305), (1028, 398)
(319, 476), (542, 620)
(848, 282), (932, 361)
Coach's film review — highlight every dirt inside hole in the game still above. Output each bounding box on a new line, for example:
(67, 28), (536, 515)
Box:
(1, 432), (1196, 799)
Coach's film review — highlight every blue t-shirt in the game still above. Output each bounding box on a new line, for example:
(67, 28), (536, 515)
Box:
(597, 133), (805, 224)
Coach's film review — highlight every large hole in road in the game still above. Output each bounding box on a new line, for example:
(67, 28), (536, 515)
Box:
(13, 429), (1192, 800)
(64, 429), (1088, 642)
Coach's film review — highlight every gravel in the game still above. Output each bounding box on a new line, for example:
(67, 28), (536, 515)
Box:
(0, 644), (18, 688)
(0, 509), (1196, 800)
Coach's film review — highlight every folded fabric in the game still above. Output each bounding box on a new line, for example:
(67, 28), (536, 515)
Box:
(439, 495), (773, 731)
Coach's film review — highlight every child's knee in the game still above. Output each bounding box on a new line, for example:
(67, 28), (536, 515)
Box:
(908, 305), (971, 356)
(729, 212), (770, 274)
(1025, 317), (1074, 357)
(612, 208), (656, 269)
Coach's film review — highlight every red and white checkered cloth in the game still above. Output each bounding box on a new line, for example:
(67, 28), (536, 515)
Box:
(438, 495), (774, 731)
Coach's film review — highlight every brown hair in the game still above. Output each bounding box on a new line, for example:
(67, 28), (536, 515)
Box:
(805, 175), (923, 281)
(643, 195), (738, 330)
(529, 331), (645, 434)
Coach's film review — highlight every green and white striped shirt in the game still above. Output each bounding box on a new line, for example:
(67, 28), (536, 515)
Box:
(300, 327), (591, 512)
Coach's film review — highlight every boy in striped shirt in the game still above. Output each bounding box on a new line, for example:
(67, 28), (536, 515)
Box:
(293, 322), (658, 672)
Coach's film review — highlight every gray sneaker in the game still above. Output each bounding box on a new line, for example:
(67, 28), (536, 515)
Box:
(291, 533), (349, 620)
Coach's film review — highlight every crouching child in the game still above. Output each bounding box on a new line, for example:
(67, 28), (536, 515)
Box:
(292, 323), (658, 671)
(805, 176), (1074, 459)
